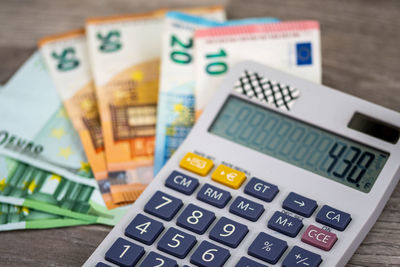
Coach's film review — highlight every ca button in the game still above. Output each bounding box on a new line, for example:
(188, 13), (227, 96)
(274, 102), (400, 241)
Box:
(316, 205), (351, 231)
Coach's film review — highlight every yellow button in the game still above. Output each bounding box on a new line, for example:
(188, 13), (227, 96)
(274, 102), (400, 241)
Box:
(211, 164), (246, 189)
(179, 152), (214, 176)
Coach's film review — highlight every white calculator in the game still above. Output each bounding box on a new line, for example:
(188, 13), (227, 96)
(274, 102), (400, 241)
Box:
(84, 61), (400, 267)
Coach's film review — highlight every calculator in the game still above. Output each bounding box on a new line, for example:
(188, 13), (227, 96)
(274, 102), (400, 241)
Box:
(84, 61), (400, 267)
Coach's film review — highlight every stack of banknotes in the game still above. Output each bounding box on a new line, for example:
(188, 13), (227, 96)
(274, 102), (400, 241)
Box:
(0, 5), (322, 231)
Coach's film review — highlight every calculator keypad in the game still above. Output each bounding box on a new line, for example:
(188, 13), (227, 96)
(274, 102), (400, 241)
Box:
(282, 192), (318, 218)
(229, 196), (265, 221)
(176, 204), (216, 234)
(197, 183), (231, 208)
(157, 227), (197, 259)
(125, 214), (164, 245)
(99, 152), (356, 266)
(105, 238), (144, 267)
(268, 211), (304, 237)
(248, 232), (288, 264)
(209, 216), (249, 248)
(144, 191), (183, 221)
(190, 240), (230, 267)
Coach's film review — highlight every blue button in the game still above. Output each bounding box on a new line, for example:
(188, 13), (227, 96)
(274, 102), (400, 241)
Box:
(282, 192), (317, 217)
(157, 227), (197, 259)
(268, 211), (303, 237)
(176, 204), (215, 234)
(244, 177), (279, 202)
(138, 251), (177, 267)
(282, 246), (322, 267)
(235, 257), (268, 267)
(105, 238), (144, 267)
(190, 240), (230, 267)
(209, 216), (248, 248)
(125, 213), (164, 245)
(248, 232), (287, 264)
(316, 205), (351, 231)
(229, 196), (264, 221)
(197, 183), (231, 208)
(95, 263), (111, 267)
(144, 191), (183, 221)
(165, 170), (199, 195)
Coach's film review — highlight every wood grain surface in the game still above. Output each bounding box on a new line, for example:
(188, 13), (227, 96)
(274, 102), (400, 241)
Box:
(0, 0), (399, 266)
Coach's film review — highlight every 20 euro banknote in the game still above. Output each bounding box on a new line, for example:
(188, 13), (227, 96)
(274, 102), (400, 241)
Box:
(0, 202), (92, 232)
(154, 12), (279, 174)
(194, 20), (322, 117)
(86, 6), (225, 204)
(39, 29), (120, 209)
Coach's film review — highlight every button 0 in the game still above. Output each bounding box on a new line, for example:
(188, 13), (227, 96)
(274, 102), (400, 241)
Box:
(316, 205), (351, 231)
(282, 192), (317, 217)
(211, 164), (246, 189)
(301, 225), (338, 251)
(179, 152), (214, 176)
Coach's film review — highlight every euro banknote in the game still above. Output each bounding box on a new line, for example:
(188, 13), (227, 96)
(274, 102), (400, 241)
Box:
(0, 51), (124, 222)
(194, 20), (322, 117)
(86, 6), (225, 204)
(0, 202), (91, 232)
(39, 30), (119, 209)
(0, 154), (122, 225)
(154, 12), (279, 174)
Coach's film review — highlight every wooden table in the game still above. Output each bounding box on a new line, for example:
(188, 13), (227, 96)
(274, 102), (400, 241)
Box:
(0, 0), (399, 266)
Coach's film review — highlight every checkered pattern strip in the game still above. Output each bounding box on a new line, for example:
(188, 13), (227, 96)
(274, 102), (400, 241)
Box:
(233, 70), (300, 111)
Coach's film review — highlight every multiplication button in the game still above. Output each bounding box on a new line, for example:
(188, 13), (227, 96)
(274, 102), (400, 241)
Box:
(268, 211), (303, 237)
(248, 232), (288, 264)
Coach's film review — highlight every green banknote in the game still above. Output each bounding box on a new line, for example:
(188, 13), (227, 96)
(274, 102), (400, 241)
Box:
(0, 154), (122, 225)
(0, 51), (126, 224)
(0, 202), (91, 231)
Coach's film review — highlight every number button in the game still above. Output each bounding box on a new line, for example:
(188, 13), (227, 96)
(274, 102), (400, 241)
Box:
(190, 240), (230, 267)
(144, 191), (183, 221)
(248, 232), (288, 264)
(282, 246), (322, 267)
(197, 183), (231, 208)
(268, 211), (303, 237)
(316, 205), (351, 231)
(165, 170), (199, 195)
(179, 152), (214, 176)
(229, 196), (265, 221)
(209, 216), (248, 248)
(157, 227), (197, 259)
(95, 263), (111, 267)
(125, 213), (164, 245)
(176, 204), (216, 234)
(244, 177), (279, 202)
(282, 192), (317, 218)
(138, 251), (178, 267)
(105, 238), (144, 267)
(235, 257), (268, 267)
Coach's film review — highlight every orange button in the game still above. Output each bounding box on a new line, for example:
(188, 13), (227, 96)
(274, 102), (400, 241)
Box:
(179, 152), (214, 176)
(211, 164), (246, 189)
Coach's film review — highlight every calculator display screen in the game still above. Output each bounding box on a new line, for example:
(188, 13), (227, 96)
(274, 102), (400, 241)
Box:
(209, 96), (389, 193)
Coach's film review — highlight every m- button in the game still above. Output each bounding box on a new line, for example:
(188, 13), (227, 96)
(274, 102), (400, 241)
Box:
(301, 225), (338, 251)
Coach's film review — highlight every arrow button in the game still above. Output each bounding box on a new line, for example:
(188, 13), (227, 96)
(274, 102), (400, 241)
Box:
(283, 192), (317, 218)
